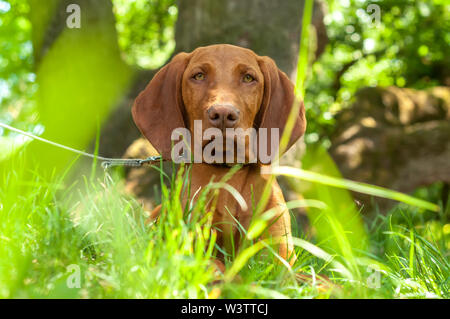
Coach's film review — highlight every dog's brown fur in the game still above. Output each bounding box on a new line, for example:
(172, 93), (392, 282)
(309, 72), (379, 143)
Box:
(132, 44), (306, 266)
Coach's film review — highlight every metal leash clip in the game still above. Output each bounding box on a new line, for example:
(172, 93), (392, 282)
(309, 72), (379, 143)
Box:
(101, 156), (162, 170)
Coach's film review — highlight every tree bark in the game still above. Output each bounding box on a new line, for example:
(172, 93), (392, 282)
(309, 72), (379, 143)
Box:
(176, 0), (300, 77)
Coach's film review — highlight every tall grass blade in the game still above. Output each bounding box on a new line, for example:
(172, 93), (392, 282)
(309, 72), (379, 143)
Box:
(272, 166), (439, 212)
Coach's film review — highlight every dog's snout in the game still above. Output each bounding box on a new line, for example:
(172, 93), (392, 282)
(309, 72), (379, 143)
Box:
(207, 104), (240, 129)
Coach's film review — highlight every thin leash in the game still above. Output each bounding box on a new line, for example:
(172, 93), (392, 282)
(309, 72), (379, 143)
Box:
(0, 122), (163, 169)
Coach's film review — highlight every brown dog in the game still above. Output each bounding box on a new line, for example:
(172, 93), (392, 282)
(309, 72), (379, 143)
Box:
(132, 44), (306, 266)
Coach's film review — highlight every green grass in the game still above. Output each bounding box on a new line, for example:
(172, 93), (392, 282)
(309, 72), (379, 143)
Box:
(0, 149), (448, 299)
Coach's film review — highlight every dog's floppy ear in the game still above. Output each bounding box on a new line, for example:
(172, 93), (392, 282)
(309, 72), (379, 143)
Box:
(132, 52), (191, 160)
(256, 56), (306, 156)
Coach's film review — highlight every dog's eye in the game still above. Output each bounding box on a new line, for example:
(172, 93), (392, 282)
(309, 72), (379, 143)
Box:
(243, 74), (255, 83)
(193, 72), (205, 81)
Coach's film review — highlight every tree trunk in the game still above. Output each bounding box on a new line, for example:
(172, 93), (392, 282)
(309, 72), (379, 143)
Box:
(176, 0), (300, 77)
(29, 0), (121, 65)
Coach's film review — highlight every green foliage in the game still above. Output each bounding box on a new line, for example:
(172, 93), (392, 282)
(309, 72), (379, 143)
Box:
(113, 0), (177, 69)
(0, 0), (36, 131)
(305, 0), (450, 144)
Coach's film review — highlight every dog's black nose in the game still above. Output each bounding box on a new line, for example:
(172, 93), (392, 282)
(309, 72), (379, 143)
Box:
(207, 105), (240, 129)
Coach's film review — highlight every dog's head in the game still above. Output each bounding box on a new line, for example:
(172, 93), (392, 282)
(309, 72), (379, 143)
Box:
(132, 44), (306, 164)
